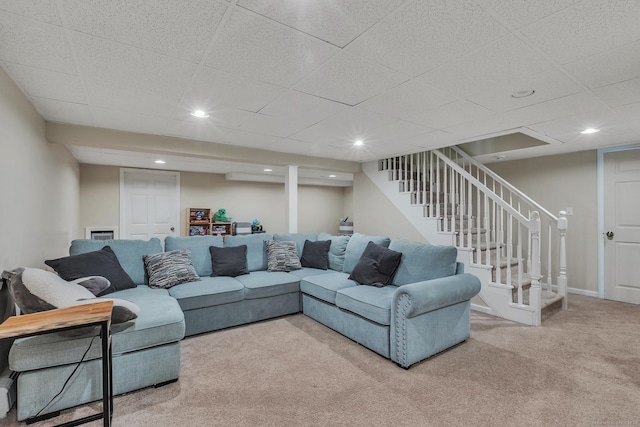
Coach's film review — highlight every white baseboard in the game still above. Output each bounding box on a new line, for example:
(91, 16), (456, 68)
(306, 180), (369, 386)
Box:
(548, 285), (599, 298)
(471, 303), (494, 315)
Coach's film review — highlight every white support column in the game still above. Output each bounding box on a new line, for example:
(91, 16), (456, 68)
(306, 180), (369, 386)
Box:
(285, 165), (298, 233)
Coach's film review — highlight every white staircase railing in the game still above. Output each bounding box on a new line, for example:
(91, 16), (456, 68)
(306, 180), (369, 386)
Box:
(376, 147), (568, 325)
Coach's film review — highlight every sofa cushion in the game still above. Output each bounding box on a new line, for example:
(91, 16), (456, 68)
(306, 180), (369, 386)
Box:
(286, 267), (335, 280)
(264, 240), (302, 272)
(46, 246), (135, 295)
(9, 286), (185, 371)
(69, 238), (163, 286)
(168, 276), (245, 311)
(318, 233), (350, 272)
(224, 233), (273, 272)
(388, 239), (458, 285)
(234, 271), (300, 300)
(348, 241), (402, 287)
(300, 240), (331, 270)
(335, 285), (397, 326)
(165, 235), (223, 277)
(209, 245), (249, 277)
(342, 233), (391, 274)
(274, 233), (317, 257)
(143, 249), (200, 289)
(300, 272), (358, 304)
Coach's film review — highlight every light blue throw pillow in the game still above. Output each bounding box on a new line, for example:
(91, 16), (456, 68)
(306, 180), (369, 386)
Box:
(388, 238), (458, 285)
(317, 233), (350, 272)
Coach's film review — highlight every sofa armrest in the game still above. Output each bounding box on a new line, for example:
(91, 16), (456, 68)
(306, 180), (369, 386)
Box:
(392, 273), (481, 319)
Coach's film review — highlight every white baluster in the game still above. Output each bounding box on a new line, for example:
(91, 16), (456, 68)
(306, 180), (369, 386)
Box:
(557, 211), (568, 309)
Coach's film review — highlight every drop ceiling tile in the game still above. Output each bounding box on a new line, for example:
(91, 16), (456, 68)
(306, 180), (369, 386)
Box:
(443, 114), (522, 140)
(465, 68), (583, 113)
(347, 0), (508, 76)
(0, 0), (62, 25)
(182, 66), (285, 113)
(528, 110), (640, 146)
(213, 108), (306, 138)
(2, 63), (85, 103)
(614, 102), (640, 129)
(219, 129), (282, 150)
(0, 12), (75, 74)
(521, 0), (640, 64)
(593, 78), (640, 109)
(295, 52), (407, 106)
(268, 138), (347, 160)
(237, 0), (406, 48)
(502, 92), (604, 126)
(92, 107), (168, 136)
(563, 40), (640, 89)
(358, 79), (458, 119)
(290, 108), (397, 145)
(479, 0), (582, 29)
(409, 130), (462, 150)
(31, 97), (92, 126)
(62, 0), (227, 64)
(406, 100), (494, 130)
(419, 35), (554, 99)
(86, 80), (179, 120)
(362, 120), (434, 147)
(204, 9), (338, 87)
(73, 33), (197, 99)
(259, 90), (351, 128)
(164, 116), (232, 144)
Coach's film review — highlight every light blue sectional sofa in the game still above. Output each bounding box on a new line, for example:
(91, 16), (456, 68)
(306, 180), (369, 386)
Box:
(7, 232), (480, 421)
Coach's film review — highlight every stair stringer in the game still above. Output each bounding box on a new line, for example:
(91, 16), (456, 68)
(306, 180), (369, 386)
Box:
(363, 161), (541, 326)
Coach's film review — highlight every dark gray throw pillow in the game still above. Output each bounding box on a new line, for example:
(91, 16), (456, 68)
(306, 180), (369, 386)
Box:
(45, 246), (135, 295)
(348, 241), (402, 287)
(300, 239), (331, 270)
(209, 245), (248, 277)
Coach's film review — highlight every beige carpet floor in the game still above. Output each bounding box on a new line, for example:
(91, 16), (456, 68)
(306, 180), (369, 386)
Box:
(4, 294), (639, 426)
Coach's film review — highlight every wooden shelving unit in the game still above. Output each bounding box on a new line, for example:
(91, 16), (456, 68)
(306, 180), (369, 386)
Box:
(188, 208), (211, 236)
(211, 222), (232, 236)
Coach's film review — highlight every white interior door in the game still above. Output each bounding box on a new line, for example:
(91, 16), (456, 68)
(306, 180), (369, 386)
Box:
(604, 149), (640, 304)
(120, 169), (180, 242)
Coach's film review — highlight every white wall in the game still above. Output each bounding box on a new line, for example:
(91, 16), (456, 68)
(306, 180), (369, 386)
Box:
(80, 165), (347, 236)
(0, 68), (79, 372)
(352, 172), (427, 243)
(488, 150), (598, 293)
(0, 68), (80, 270)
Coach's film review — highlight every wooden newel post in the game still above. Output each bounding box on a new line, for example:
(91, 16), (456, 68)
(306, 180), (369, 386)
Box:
(557, 211), (568, 309)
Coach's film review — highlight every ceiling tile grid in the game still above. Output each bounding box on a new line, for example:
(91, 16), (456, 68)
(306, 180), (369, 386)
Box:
(204, 8), (339, 87)
(0, 11), (76, 74)
(1, 0), (640, 171)
(237, 0), (407, 48)
(294, 51), (408, 106)
(62, 0), (228, 64)
(2, 62), (86, 104)
(183, 66), (286, 113)
(346, 0), (509, 77)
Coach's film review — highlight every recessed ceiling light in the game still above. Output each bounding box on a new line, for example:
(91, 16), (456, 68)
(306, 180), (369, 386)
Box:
(354, 140), (364, 146)
(263, 168), (273, 172)
(329, 174), (337, 178)
(154, 160), (166, 164)
(511, 90), (535, 98)
(191, 110), (209, 118)
(580, 128), (600, 134)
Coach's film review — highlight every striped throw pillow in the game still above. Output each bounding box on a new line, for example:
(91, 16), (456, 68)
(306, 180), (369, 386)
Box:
(264, 240), (301, 272)
(144, 249), (200, 289)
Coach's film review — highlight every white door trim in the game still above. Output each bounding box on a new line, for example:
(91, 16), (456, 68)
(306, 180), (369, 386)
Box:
(119, 168), (181, 239)
(597, 142), (640, 299)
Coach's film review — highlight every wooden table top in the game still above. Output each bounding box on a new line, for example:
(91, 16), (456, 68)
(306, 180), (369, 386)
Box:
(0, 301), (113, 339)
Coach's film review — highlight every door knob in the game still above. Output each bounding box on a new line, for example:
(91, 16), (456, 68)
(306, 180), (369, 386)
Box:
(170, 227), (175, 232)
(605, 231), (614, 240)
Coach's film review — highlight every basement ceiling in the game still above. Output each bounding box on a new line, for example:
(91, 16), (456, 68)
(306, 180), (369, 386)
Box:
(1, 0), (640, 179)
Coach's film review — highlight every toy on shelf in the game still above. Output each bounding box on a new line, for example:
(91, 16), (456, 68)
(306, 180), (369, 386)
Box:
(213, 208), (230, 223)
(251, 219), (263, 233)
